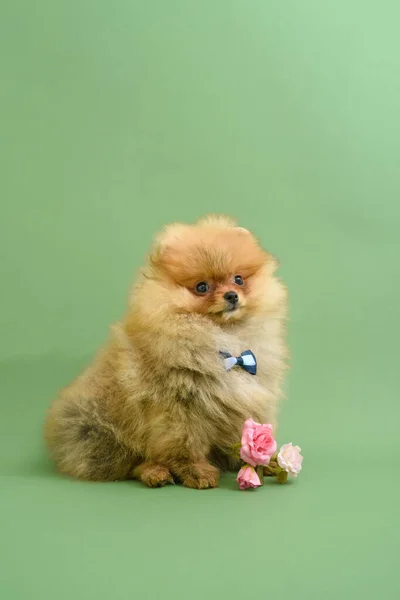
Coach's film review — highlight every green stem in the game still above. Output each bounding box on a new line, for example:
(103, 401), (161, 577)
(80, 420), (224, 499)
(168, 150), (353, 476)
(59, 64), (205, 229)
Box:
(276, 469), (288, 484)
(256, 465), (264, 485)
(263, 464), (279, 476)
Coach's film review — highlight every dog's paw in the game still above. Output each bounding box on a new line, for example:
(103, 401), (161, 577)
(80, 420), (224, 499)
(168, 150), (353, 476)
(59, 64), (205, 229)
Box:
(181, 464), (219, 490)
(133, 463), (174, 488)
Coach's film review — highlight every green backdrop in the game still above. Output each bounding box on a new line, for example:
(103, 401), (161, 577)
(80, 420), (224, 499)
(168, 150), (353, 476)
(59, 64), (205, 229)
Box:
(1, 2), (399, 599)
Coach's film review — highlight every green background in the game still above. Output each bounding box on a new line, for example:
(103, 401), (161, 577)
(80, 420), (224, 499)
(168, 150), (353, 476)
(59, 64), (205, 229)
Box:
(1, 1), (399, 598)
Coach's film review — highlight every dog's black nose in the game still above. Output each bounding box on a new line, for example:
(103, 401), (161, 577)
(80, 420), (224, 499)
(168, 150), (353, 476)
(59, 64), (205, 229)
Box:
(224, 291), (239, 304)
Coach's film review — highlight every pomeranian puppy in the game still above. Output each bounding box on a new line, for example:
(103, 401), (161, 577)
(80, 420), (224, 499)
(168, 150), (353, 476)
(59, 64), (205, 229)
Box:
(45, 215), (287, 489)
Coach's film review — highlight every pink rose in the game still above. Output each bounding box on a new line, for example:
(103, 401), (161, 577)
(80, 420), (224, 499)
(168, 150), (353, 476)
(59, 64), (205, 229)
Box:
(236, 465), (261, 490)
(277, 443), (303, 477)
(240, 418), (277, 467)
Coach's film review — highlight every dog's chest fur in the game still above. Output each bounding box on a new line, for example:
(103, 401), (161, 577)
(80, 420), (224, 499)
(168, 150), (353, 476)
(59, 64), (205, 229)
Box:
(196, 317), (284, 437)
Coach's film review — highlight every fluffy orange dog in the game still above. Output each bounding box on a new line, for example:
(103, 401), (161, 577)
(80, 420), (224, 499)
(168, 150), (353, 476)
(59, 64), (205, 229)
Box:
(45, 215), (287, 488)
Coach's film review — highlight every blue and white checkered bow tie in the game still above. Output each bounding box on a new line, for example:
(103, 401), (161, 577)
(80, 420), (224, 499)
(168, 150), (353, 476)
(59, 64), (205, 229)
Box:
(220, 350), (257, 375)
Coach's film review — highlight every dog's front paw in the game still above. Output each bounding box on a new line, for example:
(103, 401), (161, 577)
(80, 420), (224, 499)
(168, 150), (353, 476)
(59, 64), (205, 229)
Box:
(180, 463), (219, 490)
(133, 463), (174, 488)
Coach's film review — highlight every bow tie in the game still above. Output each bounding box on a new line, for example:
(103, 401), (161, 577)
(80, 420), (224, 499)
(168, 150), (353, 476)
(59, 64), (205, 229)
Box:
(220, 350), (257, 375)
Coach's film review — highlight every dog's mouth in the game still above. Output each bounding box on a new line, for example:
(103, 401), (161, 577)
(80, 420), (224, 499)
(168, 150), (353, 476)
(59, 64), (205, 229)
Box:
(225, 304), (239, 312)
(222, 301), (242, 314)
(211, 303), (242, 318)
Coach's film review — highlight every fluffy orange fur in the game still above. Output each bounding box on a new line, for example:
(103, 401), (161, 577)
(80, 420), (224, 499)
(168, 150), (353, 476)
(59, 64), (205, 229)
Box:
(45, 215), (288, 488)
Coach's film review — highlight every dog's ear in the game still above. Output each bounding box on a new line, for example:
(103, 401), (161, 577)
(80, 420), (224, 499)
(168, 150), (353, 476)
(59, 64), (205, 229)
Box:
(196, 215), (253, 236)
(196, 214), (237, 228)
(149, 222), (188, 268)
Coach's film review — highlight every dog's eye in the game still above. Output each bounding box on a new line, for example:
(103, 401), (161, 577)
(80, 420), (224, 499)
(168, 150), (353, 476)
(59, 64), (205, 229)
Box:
(195, 281), (210, 295)
(234, 275), (244, 286)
